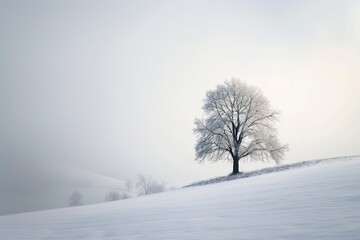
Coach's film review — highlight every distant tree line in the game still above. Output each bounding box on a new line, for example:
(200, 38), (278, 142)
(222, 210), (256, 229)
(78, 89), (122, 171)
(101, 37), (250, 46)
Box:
(67, 175), (168, 207)
(105, 192), (130, 202)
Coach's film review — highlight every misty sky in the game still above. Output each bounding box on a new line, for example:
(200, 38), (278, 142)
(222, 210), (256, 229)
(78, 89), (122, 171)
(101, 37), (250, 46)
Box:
(1, 0), (360, 215)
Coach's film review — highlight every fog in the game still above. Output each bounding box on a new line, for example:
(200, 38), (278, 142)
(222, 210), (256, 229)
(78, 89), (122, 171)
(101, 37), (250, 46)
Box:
(1, 0), (359, 215)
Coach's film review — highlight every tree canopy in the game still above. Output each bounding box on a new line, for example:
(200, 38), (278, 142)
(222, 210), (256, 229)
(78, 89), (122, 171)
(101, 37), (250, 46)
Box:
(194, 79), (287, 174)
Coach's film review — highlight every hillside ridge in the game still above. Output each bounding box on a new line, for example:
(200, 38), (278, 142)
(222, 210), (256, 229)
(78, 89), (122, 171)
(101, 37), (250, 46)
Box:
(185, 155), (359, 187)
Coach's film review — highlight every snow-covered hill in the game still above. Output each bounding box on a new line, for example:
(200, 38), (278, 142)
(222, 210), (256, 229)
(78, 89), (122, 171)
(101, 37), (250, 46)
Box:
(1, 156), (359, 239)
(0, 164), (130, 216)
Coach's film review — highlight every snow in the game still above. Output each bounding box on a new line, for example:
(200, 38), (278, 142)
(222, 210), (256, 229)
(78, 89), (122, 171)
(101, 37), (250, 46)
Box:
(1, 157), (360, 239)
(185, 156), (355, 187)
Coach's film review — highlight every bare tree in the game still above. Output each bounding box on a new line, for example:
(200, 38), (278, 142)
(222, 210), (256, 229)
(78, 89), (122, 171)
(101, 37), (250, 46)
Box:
(194, 79), (287, 175)
(136, 174), (166, 196)
(105, 192), (130, 202)
(120, 193), (130, 199)
(105, 191), (120, 202)
(68, 191), (83, 207)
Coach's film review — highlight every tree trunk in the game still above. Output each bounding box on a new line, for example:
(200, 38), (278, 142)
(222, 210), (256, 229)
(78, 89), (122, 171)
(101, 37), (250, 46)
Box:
(232, 156), (240, 175)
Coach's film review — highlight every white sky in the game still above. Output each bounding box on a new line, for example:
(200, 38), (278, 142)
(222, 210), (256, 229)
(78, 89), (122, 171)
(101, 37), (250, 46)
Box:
(1, 0), (360, 214)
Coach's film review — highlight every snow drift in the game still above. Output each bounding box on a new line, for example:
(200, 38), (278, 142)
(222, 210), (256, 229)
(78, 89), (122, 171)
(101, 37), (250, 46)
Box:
(1, 156), (359, 239)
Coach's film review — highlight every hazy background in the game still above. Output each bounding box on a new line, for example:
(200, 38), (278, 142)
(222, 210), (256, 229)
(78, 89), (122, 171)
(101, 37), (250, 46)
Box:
(1, 0), (359, 215)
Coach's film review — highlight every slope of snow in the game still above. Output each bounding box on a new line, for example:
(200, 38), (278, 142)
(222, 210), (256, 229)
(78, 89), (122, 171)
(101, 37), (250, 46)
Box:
(185, 156), (357, 187)
(1, 157), (359, 239)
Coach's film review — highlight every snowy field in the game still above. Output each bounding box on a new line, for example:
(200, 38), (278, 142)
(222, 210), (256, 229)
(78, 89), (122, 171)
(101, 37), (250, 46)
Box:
(1, 157), (359, 239)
